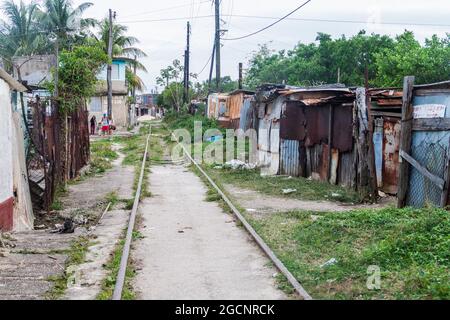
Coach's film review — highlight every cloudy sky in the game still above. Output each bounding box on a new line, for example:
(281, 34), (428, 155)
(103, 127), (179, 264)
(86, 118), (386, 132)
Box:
(2, 0), (449, 92)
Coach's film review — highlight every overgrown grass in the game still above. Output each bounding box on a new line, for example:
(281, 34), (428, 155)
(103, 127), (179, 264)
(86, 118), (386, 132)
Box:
(47, 237), (91, 300)
(89, 140), (119, 175)
(247, 206), (449, 300)
(205, 166), (362, 204)
(164, 112), (223, 142)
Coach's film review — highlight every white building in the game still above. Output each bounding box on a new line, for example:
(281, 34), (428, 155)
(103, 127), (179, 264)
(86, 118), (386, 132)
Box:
(88, 58), (130, 130)
(0, 68), (34, 231)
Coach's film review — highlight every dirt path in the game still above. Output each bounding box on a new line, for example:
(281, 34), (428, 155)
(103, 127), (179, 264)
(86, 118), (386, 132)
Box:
(224, 184), (396, 216)
(132, 162), (287, 300)
(0, 143), (135, 300)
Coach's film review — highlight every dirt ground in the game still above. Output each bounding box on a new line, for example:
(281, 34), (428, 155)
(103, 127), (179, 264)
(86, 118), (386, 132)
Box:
(224, 184), (396, 217)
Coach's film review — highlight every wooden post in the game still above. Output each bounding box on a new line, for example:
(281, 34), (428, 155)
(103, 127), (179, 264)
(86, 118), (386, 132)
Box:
(356, 88), (378, 202)
(238, 63), (243, 90)
(397, 76), (415, 208)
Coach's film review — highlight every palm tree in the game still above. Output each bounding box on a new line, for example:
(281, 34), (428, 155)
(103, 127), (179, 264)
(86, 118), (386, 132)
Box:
(0, 0), (47, 71)
(96, 19), (148, 97)
(38, 0), (94, 97)
(39, 0), (94, 45)
(97, 18), (147, 60)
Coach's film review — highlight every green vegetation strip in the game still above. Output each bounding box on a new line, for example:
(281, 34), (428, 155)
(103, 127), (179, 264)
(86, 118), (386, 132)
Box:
(248, 207), (449, 300)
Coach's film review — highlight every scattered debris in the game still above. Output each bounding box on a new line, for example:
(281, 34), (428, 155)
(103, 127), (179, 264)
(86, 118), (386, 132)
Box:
(282, 189), (297, 195)
(320, 258), (338, 268)
(311, 215), (320, 222)
(223, 160), (257, 171)
(50, 219), (76, 234)
(246, 208), (257, 213)
(331, 193), (342, 198)
(35, 224), (47, 230)
(378, 191), (387, 198)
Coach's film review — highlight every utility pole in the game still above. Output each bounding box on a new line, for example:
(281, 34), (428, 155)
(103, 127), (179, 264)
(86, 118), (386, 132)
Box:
(107, 9), (114, 119)
(238, 63), (243, 90)
(184, 21), (191, 104)
(214, 0), (221, 92)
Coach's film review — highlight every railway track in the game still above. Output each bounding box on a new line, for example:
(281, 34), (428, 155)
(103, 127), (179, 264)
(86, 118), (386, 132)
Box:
(112, 124), (312, 300)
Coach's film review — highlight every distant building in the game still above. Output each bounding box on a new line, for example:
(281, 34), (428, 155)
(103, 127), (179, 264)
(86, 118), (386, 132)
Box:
(88, 58), (129, 129)
(0, 68), (34, 231)
(13, 55), (55, 89)
(136, 93), (160, 118)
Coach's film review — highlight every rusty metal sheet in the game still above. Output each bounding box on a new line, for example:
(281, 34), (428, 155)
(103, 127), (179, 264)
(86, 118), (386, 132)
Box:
(320, 144), (330, 181)
(239, 98), (254, 131)
(308, 144), (323, 180)
(305, 106), (329, 147)
(382, 119), (401, 195)
(280, 101), (306, 141)
(338, 150), (356, 188)
(332, 105), (353, 153)
(330, 149), (339, 185)
(228, 92), (244, 120)
(281, 140), (300, 177)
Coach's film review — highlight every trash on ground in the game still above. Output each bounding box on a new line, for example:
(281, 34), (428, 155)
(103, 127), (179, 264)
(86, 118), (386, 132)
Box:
(282, 189), (297, 195)
(223, 160), (257, 171)
(320, 258), (338, 268)
(331, 193), (342, 198)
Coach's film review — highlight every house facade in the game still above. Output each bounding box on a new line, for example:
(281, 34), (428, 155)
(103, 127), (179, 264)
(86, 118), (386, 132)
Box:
(0, 68), (34, 232)
(88, 58), (129, 130)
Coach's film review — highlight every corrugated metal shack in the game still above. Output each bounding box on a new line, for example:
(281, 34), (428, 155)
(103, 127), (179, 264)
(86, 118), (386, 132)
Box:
(398, 79), (450, 208)
(227, 90), (255, 130)
(254, 84), (377, 198)
(207, 93), (229, 127)
(370, 89), (403, 195)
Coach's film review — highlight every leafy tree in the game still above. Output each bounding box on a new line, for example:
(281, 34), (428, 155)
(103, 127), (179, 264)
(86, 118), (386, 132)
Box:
(157, 59), (185, 112)
(244, 30), (448, 89)
(375, 31), (450, 87)
(47, 44), (109, 112)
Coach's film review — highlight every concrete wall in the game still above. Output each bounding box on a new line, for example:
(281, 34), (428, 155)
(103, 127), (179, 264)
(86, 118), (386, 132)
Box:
(12, 55), (55, 86)
(0, 79), (14, 230)
(97, 60), (126, 81)
(12, 112), (34, 230)
(88, 95), (129, 130)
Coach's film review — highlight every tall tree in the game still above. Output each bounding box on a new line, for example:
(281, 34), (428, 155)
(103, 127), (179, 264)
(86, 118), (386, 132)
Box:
(0, 0), (47, 71)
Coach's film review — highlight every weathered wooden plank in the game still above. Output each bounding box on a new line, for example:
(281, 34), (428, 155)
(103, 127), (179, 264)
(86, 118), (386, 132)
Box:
(400, 150), (445, 190)
(356, 88), (378, 202)
(413, 118), (450, 131)
(415, 89), (450, 96)
(397, 76), (415, 208)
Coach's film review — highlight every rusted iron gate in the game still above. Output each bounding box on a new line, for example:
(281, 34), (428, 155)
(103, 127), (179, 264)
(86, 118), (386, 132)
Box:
(28, 97), (90, 211)
(28, 98), (60, 211)
(398, 77), (450, 208)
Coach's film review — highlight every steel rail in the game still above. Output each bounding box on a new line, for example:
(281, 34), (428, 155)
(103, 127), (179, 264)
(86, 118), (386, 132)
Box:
(112, 130), (151, 300)
(170, 131), (313, 300)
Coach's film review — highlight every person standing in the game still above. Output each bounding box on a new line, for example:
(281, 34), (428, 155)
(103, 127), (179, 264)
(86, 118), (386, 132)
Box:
(90, 116), (97, 135)
(101, 114), (109, 136)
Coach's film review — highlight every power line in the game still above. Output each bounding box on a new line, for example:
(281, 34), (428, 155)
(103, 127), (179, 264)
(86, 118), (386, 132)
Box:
(222, 0), (312, 41)
(196, 45), (214, 76)
(118, 13), (450, 29)
(226, 14), (450, 28)
(120, 0), (210, 19)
